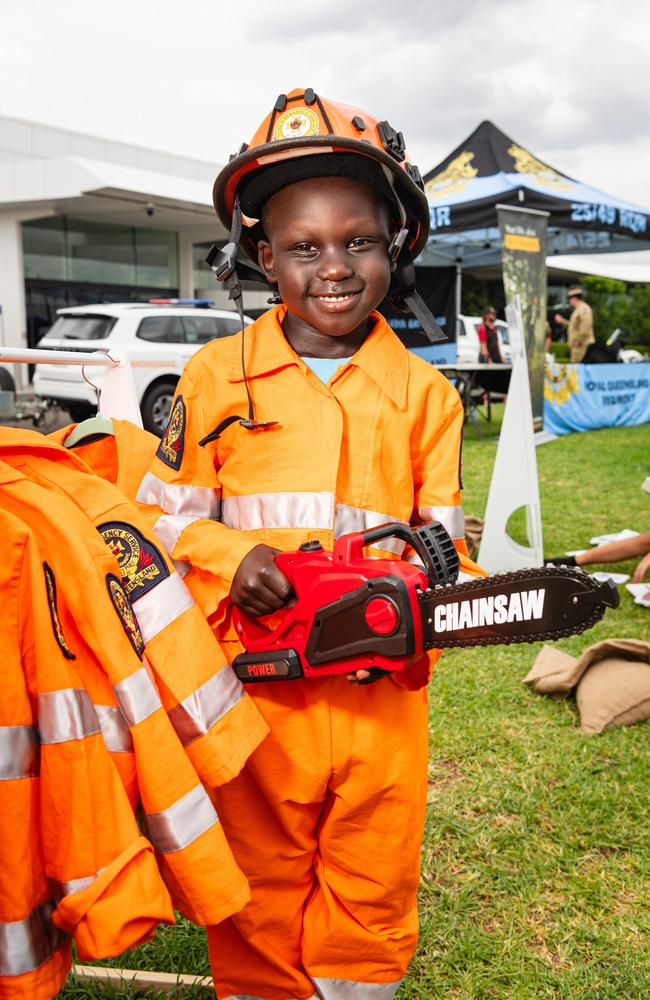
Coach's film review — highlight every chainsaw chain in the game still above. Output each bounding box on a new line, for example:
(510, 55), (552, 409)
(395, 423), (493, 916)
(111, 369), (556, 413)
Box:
(419, 565), (608, 649)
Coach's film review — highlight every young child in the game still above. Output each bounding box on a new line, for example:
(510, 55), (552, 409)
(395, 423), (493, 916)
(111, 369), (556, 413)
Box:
(138, 88), (481, 1000)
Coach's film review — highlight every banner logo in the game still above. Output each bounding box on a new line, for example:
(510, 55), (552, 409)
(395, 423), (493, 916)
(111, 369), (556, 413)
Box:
(544, 363), (579, 406)
(508, 144), (570, 189)
(425, 151), (477, 198)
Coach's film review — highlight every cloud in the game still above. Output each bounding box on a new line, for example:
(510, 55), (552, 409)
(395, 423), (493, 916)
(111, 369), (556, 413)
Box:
(0, 0), (648, 205)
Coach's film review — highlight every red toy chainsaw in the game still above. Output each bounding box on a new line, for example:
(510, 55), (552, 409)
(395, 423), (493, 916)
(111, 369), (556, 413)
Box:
(232, 522), (619, 683)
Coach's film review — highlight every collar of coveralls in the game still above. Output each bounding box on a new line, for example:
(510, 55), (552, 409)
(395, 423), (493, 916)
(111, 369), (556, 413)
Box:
(223, 304), (411, 410)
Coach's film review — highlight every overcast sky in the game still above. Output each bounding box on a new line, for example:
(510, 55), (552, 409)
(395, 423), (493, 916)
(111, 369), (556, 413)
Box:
(1, 0), (649, 207)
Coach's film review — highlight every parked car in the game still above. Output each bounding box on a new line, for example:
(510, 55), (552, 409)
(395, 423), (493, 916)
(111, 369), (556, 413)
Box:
(33, 301), (253, 434)
(456, 314), (512, 365)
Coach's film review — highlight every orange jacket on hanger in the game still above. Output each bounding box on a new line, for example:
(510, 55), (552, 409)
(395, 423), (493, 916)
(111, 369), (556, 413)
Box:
(0, 459), (251, 927)
(0, 428), (268, 791)
(48, 418), (159, 503)
(0, 510), (174, 999)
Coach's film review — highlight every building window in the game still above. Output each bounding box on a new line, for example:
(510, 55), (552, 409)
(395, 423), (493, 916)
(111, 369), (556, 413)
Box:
(22, 217), (179, 289)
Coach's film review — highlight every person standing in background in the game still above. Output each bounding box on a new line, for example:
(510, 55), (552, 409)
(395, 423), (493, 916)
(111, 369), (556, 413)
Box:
(477, 306), (504, 363)
(554, 286), (594, 362)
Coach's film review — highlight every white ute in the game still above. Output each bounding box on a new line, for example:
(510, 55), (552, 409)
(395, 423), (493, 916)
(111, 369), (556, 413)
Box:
(33, 301), (252, 435)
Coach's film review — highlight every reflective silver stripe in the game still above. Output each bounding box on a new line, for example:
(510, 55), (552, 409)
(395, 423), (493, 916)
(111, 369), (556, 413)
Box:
(137, 472), (220, 519)
(0, 899), (68, 977)
(132, 573), (194, 643)
(0, 725), (39, 780)
(38, 689), (101, 745)
(335, 504), (407, 555)
(167, 669), (244, 746)
(113, 667), (162, 727)
(222, 491), (334, 531)
(417, 505), (465, 540)
(220, 493), (406, 556)
(95, 705), (133, 753)
(313, 977), (404, 999)
(145, 783), (219, 854)
(154, 513), (203, 555)
(50, 869), (102, 901)
(173, 559), (190, 578)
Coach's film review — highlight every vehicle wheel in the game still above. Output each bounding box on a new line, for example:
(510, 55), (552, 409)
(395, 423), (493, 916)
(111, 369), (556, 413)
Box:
(141, 381), (177, 436)
(0, 367), (15, 392)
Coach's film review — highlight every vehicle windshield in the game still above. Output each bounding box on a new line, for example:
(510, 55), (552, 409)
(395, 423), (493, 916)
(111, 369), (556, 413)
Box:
(42, 315), (116, 341)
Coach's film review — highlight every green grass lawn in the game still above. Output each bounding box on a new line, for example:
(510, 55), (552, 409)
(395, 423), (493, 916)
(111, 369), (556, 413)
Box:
(60, 418), (650, 999)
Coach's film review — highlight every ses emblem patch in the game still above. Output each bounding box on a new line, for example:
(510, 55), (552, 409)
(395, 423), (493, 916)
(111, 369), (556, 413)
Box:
(98, 521), (169, 601)
(156, 396), (186, 469)
(106, 573), (145, 659)
(43, 562), (75, 660)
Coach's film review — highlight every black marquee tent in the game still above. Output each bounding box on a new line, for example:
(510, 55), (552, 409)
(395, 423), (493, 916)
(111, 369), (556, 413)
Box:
(418, 120), (650, 270)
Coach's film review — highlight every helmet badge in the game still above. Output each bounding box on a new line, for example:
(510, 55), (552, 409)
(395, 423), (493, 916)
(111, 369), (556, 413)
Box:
(273, 107), (320, 141)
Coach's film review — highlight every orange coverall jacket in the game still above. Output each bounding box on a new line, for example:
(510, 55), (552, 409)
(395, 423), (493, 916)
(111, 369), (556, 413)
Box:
(0, 428), (268, 792)
(0, 457), (251, 928)
(0, 509), (174, 999)
(137, 304), (481, 689)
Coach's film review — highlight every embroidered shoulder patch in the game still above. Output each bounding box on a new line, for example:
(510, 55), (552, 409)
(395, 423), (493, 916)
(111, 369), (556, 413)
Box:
(98, 521), (169, 602)
(156, 395), (185, 469)
(106, 573), (145, 659)
(43, 562), (76, 660)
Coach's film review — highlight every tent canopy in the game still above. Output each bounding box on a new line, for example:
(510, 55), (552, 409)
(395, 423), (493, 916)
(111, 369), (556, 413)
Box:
(420, 121), (649, 265)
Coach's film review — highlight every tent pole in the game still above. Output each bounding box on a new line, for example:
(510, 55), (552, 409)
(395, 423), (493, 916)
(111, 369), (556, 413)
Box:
(455, 261), (463, 334)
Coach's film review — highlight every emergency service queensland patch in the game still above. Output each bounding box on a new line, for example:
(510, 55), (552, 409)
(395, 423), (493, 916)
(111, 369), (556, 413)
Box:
(156, 395), (185, 470)
(43, 562), (75, 660)
(106, 573), (145, 659)
(98, 521), (169, 602)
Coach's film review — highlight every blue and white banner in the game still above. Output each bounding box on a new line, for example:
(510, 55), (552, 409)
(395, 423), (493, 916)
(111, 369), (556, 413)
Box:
(544, 361), (650, 435)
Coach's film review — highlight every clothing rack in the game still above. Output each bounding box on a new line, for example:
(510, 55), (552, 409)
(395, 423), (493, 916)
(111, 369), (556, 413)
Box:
(0, 346), (143, 427)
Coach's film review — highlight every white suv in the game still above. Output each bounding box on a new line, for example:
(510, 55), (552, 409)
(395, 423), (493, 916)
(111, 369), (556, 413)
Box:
(33, 302), (253, 434)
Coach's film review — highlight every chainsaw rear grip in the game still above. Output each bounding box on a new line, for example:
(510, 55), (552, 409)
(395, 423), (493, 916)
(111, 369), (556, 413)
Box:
(333, 521), (460, 586)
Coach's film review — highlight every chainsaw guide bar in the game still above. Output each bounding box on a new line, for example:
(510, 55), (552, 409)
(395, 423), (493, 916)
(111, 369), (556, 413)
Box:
(417, 565), (619, 649)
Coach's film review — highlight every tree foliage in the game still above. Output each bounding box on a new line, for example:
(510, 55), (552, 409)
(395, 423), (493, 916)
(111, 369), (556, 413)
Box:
(580, 276), (650, 345)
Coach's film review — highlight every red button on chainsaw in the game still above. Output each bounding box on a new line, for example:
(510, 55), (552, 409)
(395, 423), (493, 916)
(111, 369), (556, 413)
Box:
(364, 596), (399, 635)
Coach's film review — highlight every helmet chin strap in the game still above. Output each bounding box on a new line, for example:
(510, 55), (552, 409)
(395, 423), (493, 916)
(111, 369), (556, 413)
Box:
(380, 166), (448, 345)
(201, 197), (278, 445)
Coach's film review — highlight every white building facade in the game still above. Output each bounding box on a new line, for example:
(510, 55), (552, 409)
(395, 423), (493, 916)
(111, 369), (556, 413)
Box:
(0, 114), (270, 384)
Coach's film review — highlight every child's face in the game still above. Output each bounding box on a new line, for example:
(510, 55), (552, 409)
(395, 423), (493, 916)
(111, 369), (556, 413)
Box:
(258, 176), (393, 340)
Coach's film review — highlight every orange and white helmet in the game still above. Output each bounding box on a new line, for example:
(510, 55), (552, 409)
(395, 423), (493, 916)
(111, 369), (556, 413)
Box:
(205, 87), (444, 375)
(213, 87), (430, 264)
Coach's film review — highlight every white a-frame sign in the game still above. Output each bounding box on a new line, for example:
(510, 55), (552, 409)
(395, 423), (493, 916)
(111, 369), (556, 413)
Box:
(478, 296), (544, 572)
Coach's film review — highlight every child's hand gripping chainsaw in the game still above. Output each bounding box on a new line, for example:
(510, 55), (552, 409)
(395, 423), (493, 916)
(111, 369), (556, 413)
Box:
(232, 522), (619, 683)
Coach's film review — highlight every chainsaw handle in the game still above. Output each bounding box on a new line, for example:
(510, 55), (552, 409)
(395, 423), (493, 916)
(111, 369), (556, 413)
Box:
(334, 521), (459, 585)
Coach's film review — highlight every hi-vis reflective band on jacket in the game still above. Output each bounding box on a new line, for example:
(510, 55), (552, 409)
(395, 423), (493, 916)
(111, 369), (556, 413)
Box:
(138, 481), (466, 560)
(0, 429), (268, 791)
(0, 457), (252, 926)
(0, 511), (174, 998)
(137, 305), (481, 689)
